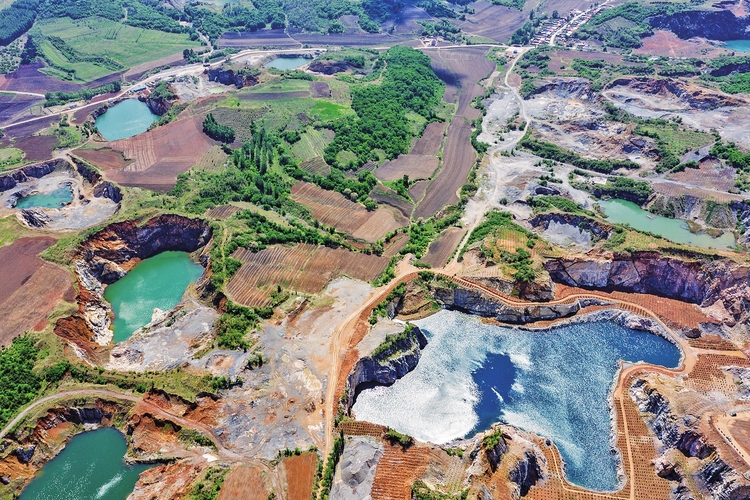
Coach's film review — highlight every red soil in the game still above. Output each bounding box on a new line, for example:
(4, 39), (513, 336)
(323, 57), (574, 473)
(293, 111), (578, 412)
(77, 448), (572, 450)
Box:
(283, 452), (318, 500)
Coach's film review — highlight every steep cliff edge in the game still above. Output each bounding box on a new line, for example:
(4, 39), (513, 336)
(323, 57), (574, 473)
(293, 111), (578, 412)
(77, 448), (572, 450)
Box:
(0, 160), (62, 193)
(649, 10), (750, 41)
(545, 252), (750, 324)
(345, 325), (428, 411)
(630, 379), (750, 499)
(63, 214), (211, 346)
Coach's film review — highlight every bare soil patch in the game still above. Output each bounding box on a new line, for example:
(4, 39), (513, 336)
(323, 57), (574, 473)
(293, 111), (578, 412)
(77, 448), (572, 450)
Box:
(289, 30), (402, 46)
(282, 452), (317, 500)
(0, 62), (78, 94)
(106, 116), (215, 191)
(0, 94), (42, 126)
(13, 135), (58, 162)
(458, 1), (527, 43)
(666, 162), (736, 193)
(291, 182), (408, 242)
(217, 464), (269, 500)
(73, 147), (131, 170)
(408, 179), (429, 204)
(420, 227), (465, 267)
(651, 181), (744, 203)
(310, 82), (331, 98)
(410, 121), (446, 155)
(375, 155), (439, 182)
(370, 185), (413, 219)
(635, 30), (727, 58)
(226, 243), (387, 307)
(387, 6), (432, 35)
(0, 237), (74, 345)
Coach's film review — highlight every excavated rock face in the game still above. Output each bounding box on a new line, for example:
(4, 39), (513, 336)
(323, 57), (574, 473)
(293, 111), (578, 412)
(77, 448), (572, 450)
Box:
(330, 436), (384, 500)
(0, 160), (61, 193)
(525, 77), (597, 101)
(629, 379), (750, 498)
(66, 214), (211, 346)
(545, 251), (750, 324)
(649, 10), (750, 41)
(606, 77), (745, 110)
(345, 326), (428, 410)
(206, 68), (259, 89)
(308, 60), (349, 75)
(509, 452), (542, 496)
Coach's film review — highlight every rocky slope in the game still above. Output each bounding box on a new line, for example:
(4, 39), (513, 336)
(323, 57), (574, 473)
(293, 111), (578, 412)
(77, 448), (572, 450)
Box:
(0, 159), (62, 193)
(630, 379), (750, 499)
(545, 251), (750, 324)
(605, 77), (745, 110)
(206, 67), (259, 89)
(66, 214), (211, 346)
(345, 325), (428, 410)
(649, 10), (750, 41)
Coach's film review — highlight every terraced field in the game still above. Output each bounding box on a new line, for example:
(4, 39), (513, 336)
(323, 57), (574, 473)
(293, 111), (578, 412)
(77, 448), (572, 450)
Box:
(226, 244), (387, 307)
(291, 182), (409, 242)
(291, 128), (334, 161)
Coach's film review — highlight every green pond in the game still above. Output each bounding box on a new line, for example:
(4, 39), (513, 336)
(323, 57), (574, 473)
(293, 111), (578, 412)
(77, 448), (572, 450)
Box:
(95, 99), (158, 141)
(599, 199), (736, 250)
(265, 57), (310, 70)
(725, 40), (750, 52)
(15, 186), (73, 209)
(104, 251), (204, 342)
(19, 427), (153, 500)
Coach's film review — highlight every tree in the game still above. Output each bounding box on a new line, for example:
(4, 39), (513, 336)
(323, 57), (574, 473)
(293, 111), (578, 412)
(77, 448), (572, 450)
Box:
(552, 10), (559, 18)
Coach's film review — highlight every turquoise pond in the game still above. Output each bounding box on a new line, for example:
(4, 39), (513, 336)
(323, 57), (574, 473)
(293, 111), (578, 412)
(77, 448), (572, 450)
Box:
(264, 57), (310, 70)
(599, 198), (736, 250)
(15, 186), (73, 209)
(725, 40), (750, 52)
(103, 251), (204, 342)
(19, 427), (152, 500)
(352, 310), (682, 491)
(95, 99), (158, 141)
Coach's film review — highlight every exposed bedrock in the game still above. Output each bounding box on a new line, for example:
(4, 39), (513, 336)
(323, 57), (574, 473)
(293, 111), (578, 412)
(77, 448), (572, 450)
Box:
(630, 379), (750, 499)
(431, 285), (610, 323)
(63, 214), (211, 346)
(0, 159), (62, 193)
(329, 436), (384, 500)
(206, 68), (259, 89)
(525, 77), (597, 101)
(530, 213), (612, 240)
(73, 158), (122, 203)
(545, 252), (750, 324)
(649, 10), (750, 41)
(509, 452), (543, 497)
(606, 77), (745, 110)
(345, 325), (428, 410)
(308, 60), (349, 75)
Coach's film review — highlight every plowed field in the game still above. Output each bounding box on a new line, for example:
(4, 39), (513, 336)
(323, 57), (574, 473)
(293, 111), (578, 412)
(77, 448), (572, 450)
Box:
(458, 1), (527, 43)
(291, 182), (409, 242)
(310, 82), (331, 98)
(217, 464), (268, 500)
(218, 29), (300, 48)
(410, 121), (446, 155)
(73, 147), (131, 170)
(420, 227), (465, 268)
(415, 47), (494, 219)
(0, 237), (74, 345)
(375, 155), (439, 182)
(282, 452), (317, 500)
(226, 243), (387, 307)
(106, 116), (215, 191)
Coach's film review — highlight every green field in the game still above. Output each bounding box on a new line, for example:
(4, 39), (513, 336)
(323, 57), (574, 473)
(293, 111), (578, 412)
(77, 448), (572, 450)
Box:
(0, 147), (24, 172)
(32, 16), (201, 82)
(291, 127), (334, 160)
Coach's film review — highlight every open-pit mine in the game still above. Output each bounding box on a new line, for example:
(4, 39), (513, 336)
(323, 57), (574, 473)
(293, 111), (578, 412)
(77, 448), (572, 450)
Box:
(1, 0), (750, 499)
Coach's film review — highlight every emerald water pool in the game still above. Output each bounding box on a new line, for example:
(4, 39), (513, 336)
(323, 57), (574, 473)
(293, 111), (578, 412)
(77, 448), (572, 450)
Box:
(352, 310), (682, 491)
(599, 198), (736, 250)
(95, 99), (158, 141)
(104, 251), (204, 342)
(265, 57), (309, 70)
(725, 40), (750, 52)
(15, 186), (73, 209)
(19, 427), (152, 500)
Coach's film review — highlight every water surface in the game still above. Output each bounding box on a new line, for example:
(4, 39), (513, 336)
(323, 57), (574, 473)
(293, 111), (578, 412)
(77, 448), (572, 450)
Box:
(19, 427), (152, 500)
(104, 251), (203, 342)
(352, 310), (681, 491)
(599, 198), (735, 250)
(725, 40), (750, 52)
(265, 57), (310, 70)
(95, 99), (158, 141)
(16, 186), (73, 209)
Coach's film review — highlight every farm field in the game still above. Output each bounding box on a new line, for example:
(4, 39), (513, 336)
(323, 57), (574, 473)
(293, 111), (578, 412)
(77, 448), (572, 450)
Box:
(73, 147), (131, 170)
(205, 205), (242, 219)
(375, 155), (440, 182)
(0, 237), (75, 346)
(386, 6), (432, 35)
(282, 453), (317, 500)
(226, 243), (387, 307)
(291, 182), (409, 242)
(218, 29), (300, 48)
(0, 61), (78, 93)
(217, 464), (269, 500)
(298, 156), (331, 176)
(310, 82), (331, 98)
(0, 93), (41, 126)
(410, 121), (446, 156)
(415, 47), (494, 219)
(651, 181), (745, 203)
(667, 161), (736, 192)
(13, 135), (58, 162)
(31, 16), (200, 82)
(291, 128), (334, 161)
(106, 116), (216, 191)
(420, 227), (465, 268)
(370, 185), (413, 219)
(212, 107), (269, 144)
(635, 30), (727, 58)
(457, 1), (528, 43)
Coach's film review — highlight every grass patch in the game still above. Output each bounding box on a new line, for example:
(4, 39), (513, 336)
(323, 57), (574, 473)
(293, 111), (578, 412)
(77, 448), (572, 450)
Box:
(310, 101), (352, 121)
(0, 147), (24, 171)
